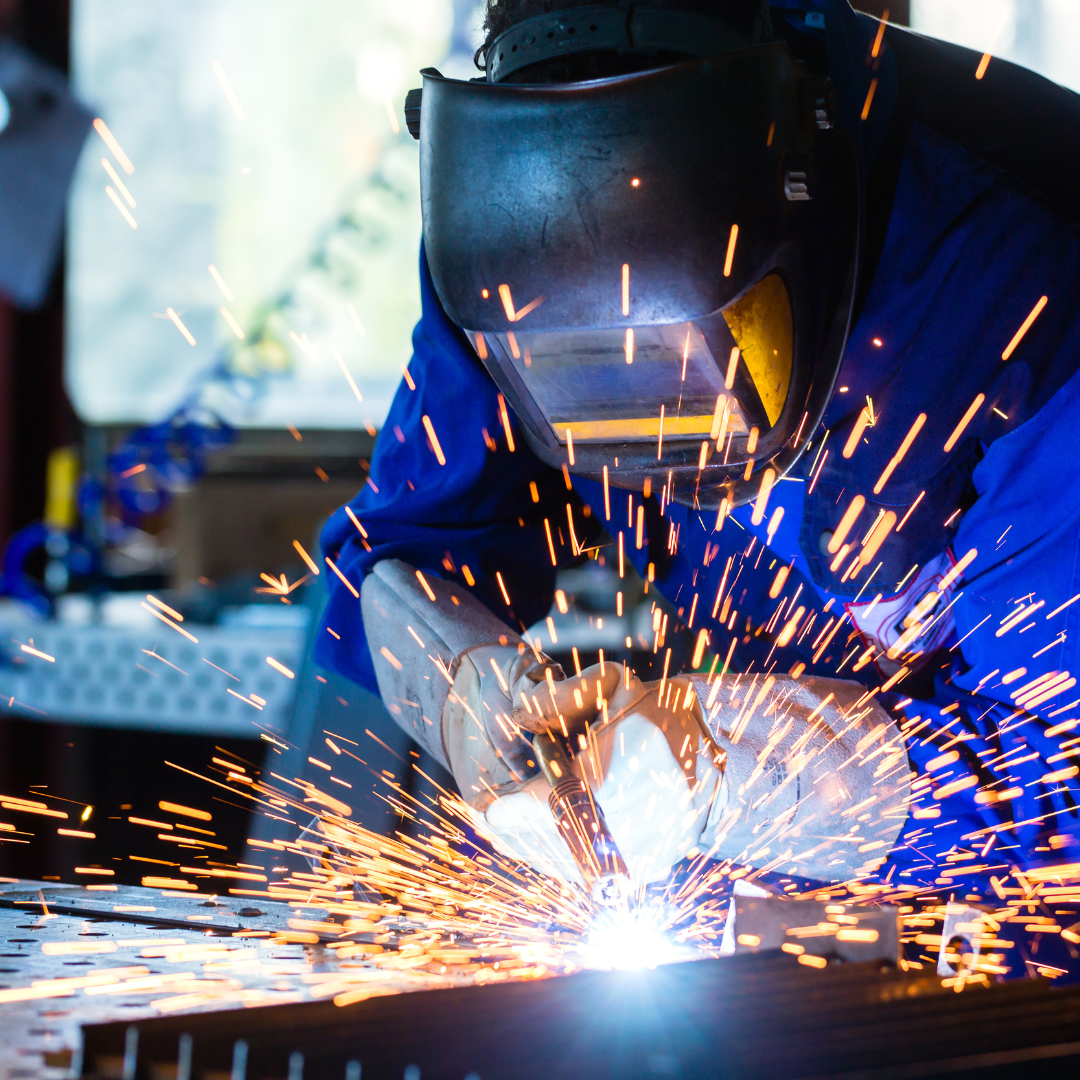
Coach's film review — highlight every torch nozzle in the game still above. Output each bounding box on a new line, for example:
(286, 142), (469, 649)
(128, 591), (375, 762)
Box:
(533, 731), (631, 906)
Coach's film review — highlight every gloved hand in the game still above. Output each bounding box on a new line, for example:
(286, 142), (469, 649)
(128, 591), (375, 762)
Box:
(360, 559), (620, 812)
(443, 644), (621, 809)
(482, 671), (914, 886)
(481, 670), (727, 886)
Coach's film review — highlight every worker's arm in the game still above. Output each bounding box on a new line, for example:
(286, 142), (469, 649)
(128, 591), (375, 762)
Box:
(881, 357), (1080, 889)
(315, 247), (599, 694)
(359, 557), (619, 806)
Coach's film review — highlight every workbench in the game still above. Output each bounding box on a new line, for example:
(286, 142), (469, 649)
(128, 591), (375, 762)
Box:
(5, 879), (1080, 1080)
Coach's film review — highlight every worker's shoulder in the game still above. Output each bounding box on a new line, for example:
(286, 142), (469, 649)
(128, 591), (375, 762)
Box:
(886, 25), (1080, 226)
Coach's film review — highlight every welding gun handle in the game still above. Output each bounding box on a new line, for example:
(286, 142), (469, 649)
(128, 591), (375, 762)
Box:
(532, 732), (630, 892)
(532, 730), (573, 787)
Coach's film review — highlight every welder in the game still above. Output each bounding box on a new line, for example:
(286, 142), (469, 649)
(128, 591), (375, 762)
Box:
(318, 0), (1080, 895)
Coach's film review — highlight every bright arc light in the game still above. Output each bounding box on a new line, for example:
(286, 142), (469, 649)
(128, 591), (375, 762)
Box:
(579, 906), (687, 971)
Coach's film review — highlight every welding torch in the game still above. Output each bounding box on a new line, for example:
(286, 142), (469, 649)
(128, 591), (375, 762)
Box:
(532, 728), (631, 906)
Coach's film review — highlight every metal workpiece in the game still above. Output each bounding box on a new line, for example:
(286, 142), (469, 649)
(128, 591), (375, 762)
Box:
(729, 896), (901, 965)
(77, 951), (1080, 1080)
(533, 731), (630, 905)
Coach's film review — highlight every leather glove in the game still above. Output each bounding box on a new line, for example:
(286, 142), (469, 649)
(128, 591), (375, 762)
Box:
(482, 670), (727, 886)
(482, 671), (914, 886)
(360, 559), (619, 811)
(443, 644), (621, 809)
(701, 674), (912, 881)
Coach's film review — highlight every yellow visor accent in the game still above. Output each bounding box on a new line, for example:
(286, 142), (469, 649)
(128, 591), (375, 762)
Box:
(722, 273), (793, 427)
(559, 413), (748, 442)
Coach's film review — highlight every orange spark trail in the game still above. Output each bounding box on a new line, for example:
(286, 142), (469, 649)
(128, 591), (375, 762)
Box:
(896, 490), (925, 532)
(723, 225), (739, 277)
(828, 495), (866, 553)
(324, 557), (359, 598)
(873, 413), (925, 493)
(93, 118), (134, 174)
(292, 541), (321, 576)
(422, 415), (447, 465)
(166, 308), (195, 346)
(1002, 296), (1048, 360)
(843, 407), (873, 458)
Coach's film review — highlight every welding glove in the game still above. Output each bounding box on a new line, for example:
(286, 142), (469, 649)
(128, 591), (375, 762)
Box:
(482, 670), (727, 886)
(361, 559), (620, 811)
(482, 671), (913, 887)
(698, 673), (912, 882)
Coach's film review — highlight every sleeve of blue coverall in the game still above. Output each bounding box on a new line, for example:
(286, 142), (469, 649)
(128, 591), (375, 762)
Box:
(313, 248), (597, 692)
(877, 367), (1080, 892)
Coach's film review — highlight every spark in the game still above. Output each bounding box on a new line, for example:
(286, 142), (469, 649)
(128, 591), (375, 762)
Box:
(101, 158), (134, 206)
(331, 345), (364, 404)
(166, 308), (196, 346)
(873, 413), (925, 493)
(251, 570), (304, 596)
(422, 415), (447, 465)
(289, 330), (318, 361)
(208, 264), (234, 301)
(1047, 593), (1080, 620)
(140, 602), (198, 643)
(725, 348), (739, 389)
(344, 507), (368, 538)
(105, 186), (137, 228)
(293, 540), (321, 575)
(842, 406), (873, 458)
(896, 490), (925, 532)
(622, 263), (630, 315)
(157, 801), (212, 822)
(220, 306), (245, 339)
(944, 394), (985, 452)
(750, 468), (776, 525)
(723, 225), (739, 277)
(861, 78), (878, 121)
(212, 61), (245, 119)
(871, 9), (889, 58)
(93, 118), (134, 174)
(324, 557), (359, 598)
(828, 495), (865, 553)
(976, 53), (992, 80)
(19, 643), (55, 662)
(498, 284), (517, 321)
(267, 657), (295, 679)
(415, 570), (437, 602)
(1002, 296), (1048, 360)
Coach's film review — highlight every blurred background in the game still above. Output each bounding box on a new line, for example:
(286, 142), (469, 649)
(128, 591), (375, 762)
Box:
(0, 0), (1076, 883)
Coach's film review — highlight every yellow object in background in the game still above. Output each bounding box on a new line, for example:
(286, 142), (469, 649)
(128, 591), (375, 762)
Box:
(44, 446), (80, 530)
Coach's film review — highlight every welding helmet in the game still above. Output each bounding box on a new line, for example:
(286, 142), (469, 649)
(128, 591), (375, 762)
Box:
(410, 3), (860, 509)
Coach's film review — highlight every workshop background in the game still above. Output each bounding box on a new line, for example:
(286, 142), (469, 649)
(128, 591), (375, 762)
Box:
(0, 0), (1076, 884)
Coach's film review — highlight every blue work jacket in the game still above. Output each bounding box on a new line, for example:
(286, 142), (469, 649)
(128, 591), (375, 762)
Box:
(316, 2), (1080, 898)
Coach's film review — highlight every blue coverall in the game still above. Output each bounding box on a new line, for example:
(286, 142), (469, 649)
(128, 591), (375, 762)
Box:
(315, 0), (1080, 903)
